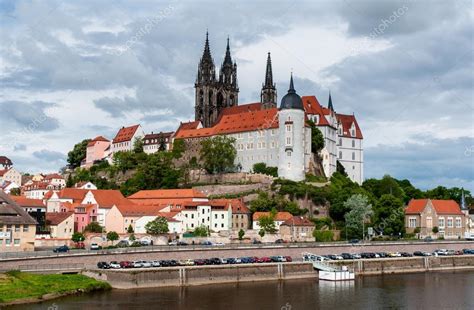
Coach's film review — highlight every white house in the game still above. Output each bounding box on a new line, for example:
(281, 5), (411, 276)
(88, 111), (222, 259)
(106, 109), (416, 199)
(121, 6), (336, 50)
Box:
(252, 211), (293, 231)
(0, 167), (22, 187)
(110, 124), (145, 156)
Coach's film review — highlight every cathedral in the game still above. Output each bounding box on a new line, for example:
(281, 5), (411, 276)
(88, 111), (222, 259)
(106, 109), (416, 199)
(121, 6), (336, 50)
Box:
(176, 33), (364, 184)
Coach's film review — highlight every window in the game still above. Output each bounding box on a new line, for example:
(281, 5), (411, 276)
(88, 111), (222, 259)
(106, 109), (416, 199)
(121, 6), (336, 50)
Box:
(447, 218), (453, 228)
(426, 217), (432, 228)
(352, 152), (355, 160)
(6, 239), (11, 245)
(221, 214), (224, 219)
(286, 125), (292, 132)
(221, 223), (224, 228)
(23, 225), (29, 232)
(15, 225), (20, 232)
(286, 137), (291, 145)
(409, 217), (417, 228)
(287, 151), (291, 157)
(214, 224), (217, 228)
(339, 151), (342, 159)
(202, 209), (205, 214)
(456, 218), (462, 228)
(339, 138), (342, 146)
(352, 140), (355, 148)
(439, 217), (445, 228)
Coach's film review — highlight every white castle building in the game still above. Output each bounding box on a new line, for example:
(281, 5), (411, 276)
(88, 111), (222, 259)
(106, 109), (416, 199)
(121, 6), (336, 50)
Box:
(174, 34), (364, 184)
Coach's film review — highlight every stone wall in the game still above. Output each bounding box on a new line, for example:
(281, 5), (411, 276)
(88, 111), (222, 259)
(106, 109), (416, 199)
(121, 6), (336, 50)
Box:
(84, 262), (316, 289)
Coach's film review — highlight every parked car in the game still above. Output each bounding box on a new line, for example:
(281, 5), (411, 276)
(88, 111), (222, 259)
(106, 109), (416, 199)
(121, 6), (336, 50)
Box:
(160, 260), (171, 267)
(226, 258), (237, 264)
(253, 239), (262, 244)
(168, 240), (178, 246)
(132, 261), (143, 268)
(169, 260), (179, 266)
(434, 249), (448, 256)
(349, 239), (360, 244)
(109, 261), (121, 269)
(183, 259), (195, 266)
(200, 240), (213, 246)
(151, 260), (161, 267)
(424, 236), (434, 242)
(388, 252), (401, 257)
(90, 243), (102, 250)
(258, 257), (272, 263)
(454, 250), (464, 255)
(53, 245), (69, 253)
(97, 261), (110, 269)
(377, 252), (388, 258)
(275, 239), (286, 244)
(74, 242), (85, 249)
(210, 257), (222, 265)
(463, 249), (474, 254)
(120, 261), (133, 268)
(400, 252), (413, 257)
(212, 242), (225, 246)
(446, 250), (456, 256)
(140, 240), (151, 246)
(352, 253), (361, 259)
(117, 240), (130, 248)
(193, 259), (206, 266)
(341, 253), (355, 260)
(177, 241), (189, 246)
(284, 256), (293, 262)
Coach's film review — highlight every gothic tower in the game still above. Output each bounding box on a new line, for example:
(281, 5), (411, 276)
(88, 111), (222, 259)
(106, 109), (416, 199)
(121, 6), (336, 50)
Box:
(261, 52), (277, 109)
(217, 37), (239, 110)
(195, 33), (239, 128)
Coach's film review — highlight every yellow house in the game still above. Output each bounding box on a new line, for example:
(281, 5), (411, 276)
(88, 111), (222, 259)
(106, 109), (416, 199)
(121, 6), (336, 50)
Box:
(46, 212), (74, 239)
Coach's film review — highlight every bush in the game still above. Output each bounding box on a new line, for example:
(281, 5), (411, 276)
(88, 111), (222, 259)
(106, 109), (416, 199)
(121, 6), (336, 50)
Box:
(252, 162), (278, 177)
(313, 230), (334, 242)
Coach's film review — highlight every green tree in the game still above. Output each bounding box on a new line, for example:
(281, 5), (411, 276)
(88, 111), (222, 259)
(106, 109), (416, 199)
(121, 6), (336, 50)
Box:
(158, 137), (167, 151)
(71, 232), (85, 243)
(259, 229), (265, 238)
(145, 216), (169, 235)
(193, 225), (209, 237)
(258, 212), (277, 234)
(9, 188), (21, 196)
(238, 229), (245, 241)
(344, 194), (373, 239)
(67, 139), (91, 168)
(127, 224), (134, 233)
(133, 137), (144, 153)
(84, 222), (103, 233)
(200, 136), (237, 174)
(307, 120), (325, 154)
(378, 175), (405, 200)
(252, 162), (278, 177)
(106, 231), (119, 243)
(336, 160), (347, 176)
(66, 174), (74, 188)
(432, 226), (439, 234)
(313, 230), (334, 242)
(172, 139), (185, 159)
(373, 194), (405, 236)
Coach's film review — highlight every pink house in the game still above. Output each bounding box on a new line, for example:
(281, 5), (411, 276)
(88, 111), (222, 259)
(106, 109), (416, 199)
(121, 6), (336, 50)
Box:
(61, 202), (98, 232)
(83, 136), (110, 168)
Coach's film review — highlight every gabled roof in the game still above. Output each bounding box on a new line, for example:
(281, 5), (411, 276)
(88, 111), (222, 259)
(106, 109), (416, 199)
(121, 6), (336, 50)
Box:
(128, 189), (206, 200)
(218, 103), (262, 117)
(51, 188), (128, 207)
(112, 125), (140, 143)
(88, 136), (110, 147)
(9, 196), (45, 208)
(252, 211), (293, 221)
(211, 199), (249, 213)
(281, 216), (314, 226)
(143, 132), (174, 145)
(405, 199), (464, 215)
(46, 211), (74, 225)
(44, 173), (64, 180)
(0, 191), (37, 225)
(301, 96), (330, 126)
(175, 121), (201, 138)
(336, 113), (363, 139)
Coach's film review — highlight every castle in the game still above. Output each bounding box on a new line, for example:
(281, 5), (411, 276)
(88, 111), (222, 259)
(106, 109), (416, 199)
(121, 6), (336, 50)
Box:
(174, 33), (364, 184)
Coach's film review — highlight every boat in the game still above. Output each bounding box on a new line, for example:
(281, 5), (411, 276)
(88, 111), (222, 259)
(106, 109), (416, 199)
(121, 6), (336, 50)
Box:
(302, 252), (355, 281)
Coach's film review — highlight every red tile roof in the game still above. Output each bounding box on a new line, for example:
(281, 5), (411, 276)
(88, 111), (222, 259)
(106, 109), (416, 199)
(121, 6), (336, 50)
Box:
(44, 173), (64, 180)
(336, 113), (363, 139)
(112, 125), (140, 143)
(46, 211), (74, 225)
(0, 156), (12, 166)
(175, 108), (279, 139)
(128, 189), (206, 200)
(115, 204), (164, 217)
(9, 196), (45, 208)
(405, 199), (464, 215)
(301, 96), (331, 126)
(252, 211), (293, 221)
(211, 199), (249, 213)
(51, 188), (128, 207)
(281, 216), (314, 226)
(88, 136), (110, 146)
(218, 102), (262, 117)
(0, 169), (9, 176)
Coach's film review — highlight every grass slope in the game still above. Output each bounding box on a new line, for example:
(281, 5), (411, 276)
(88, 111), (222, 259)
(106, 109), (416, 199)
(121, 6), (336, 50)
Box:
(0, 271), (110, 304)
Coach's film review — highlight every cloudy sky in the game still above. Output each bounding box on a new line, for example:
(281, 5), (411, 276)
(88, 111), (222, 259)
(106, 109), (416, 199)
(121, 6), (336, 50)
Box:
(0, 0), (473, 191)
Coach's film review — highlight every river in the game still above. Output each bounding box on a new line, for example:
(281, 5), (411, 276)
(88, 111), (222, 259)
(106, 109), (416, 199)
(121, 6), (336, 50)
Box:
(10, 271), (474, 309)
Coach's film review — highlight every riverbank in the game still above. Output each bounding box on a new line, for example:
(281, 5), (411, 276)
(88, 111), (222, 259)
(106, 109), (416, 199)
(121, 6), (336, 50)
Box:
(0, 271), (111, 306)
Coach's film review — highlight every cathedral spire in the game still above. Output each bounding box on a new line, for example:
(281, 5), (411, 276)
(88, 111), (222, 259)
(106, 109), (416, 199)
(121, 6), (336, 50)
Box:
(289, 72), (295, 93)
(264, 52), (273, 87)
(328, 91), (334, 111)
(261, 52), (277, 108)
(202, 31), (213, 62)
(223, 36), (232, 65)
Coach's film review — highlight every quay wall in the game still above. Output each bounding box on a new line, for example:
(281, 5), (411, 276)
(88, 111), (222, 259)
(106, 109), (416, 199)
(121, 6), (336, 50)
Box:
(83, 262), (316, 289)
